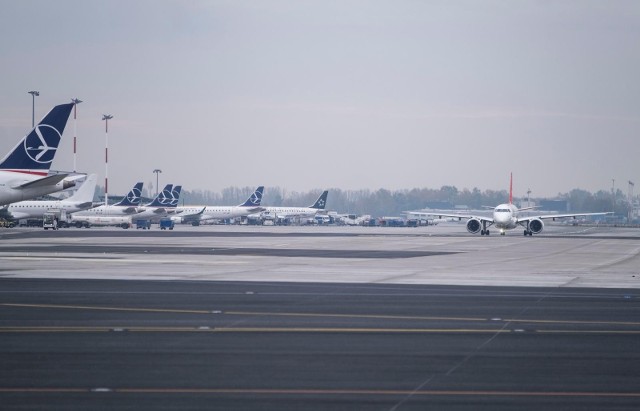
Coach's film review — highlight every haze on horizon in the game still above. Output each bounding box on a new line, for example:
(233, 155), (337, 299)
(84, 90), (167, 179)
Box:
(0, 0), (638, 199)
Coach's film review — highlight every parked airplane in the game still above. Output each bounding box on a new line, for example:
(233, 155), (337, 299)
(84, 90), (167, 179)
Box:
(133, 185), (182, 225)
(257, 190), (329, 221)
(3, 174), (97, 220)
(408, 174), (611, 236)
(71, 182), (143, 227)
(172, 186), (264, 225)
(0, 103), (76, 206)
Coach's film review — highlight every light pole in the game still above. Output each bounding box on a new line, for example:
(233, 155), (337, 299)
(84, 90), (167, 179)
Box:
(153, 169), (162, 196)
(28, 91), (39, 127)
(71, 98), (82, 172)
(102, 114), (113, 207)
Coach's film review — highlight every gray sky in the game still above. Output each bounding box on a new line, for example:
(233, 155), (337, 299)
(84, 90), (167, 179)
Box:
(1, 0), (638, 198)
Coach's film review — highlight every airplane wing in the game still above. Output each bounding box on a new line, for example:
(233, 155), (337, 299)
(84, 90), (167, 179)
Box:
(184, 207), (207, 221)
(12, 174), (68, 189)
(406, 211), (494, 223)
(74, 201), (94, 210)
(518, 212), (611, 223)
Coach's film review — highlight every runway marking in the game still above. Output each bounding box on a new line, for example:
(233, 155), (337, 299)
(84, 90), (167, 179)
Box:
(4, 303), (640, 328)
(0, 326), (510, 334)
(0, 387), (639, 398)
(1, 303), (211, 315)
(1, 326), (640, 335)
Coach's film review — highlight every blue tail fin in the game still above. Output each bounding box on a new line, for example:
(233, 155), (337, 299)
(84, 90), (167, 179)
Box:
(310, 190), (328, 209)
(146, 184), (173, 207)
(169, 185), (182, 207)
(239, 186), (264, 207)
(114, 182), (144, 206)
(0, 103), (74, 174)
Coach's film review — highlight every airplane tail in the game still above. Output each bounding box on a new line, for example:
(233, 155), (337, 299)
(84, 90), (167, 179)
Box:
(146, 184), (173, 207)
(509, 172), (513, 204)
(310, 190), (329, 209)
(67, 174), (97, 203)
(0, 103), (74, 174)
(113, 182), (144, 207)
(169, 185), (182, 207)
(239, 186), (264, 207)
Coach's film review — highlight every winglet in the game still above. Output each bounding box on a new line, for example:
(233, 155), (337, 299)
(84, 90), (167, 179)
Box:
(0, 103), (74, 174)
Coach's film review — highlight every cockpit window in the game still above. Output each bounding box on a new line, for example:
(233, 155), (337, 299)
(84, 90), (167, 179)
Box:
(496, 208), (510, 212)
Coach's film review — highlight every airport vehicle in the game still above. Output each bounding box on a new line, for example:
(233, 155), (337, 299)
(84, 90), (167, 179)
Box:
(4, 174), (97, 223)
(409, 174), (611, 236)
(42, 211), (58, 230)
(172, 186), (264, 225)
(255, 190), (329, 222)
(74, 215), (131, 229)
(133, 185), (181, 225)
(0, 103), (76, 206)
(159, 218), (174, 230)
(135, 219), (151, 229)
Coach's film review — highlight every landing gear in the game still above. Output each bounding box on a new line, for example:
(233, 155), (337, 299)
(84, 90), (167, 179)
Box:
(480, 221), (490, 236)
(500, 230), (505, 236)
(481, 229), (490, 236)
(523, 229), (533, 236)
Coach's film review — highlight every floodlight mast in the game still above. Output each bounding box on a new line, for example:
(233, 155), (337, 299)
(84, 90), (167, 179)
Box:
(28, 91), (40, 128)
(102, 114), (113, 207)
(153, 169), (162, 196)
(71, 98), (83, 172)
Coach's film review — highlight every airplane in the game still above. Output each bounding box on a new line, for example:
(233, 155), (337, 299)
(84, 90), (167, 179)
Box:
(133, 185), (182, 227)
(0, 103), (76, 206)
(3, 174), (97, 221)
(257, 190), (329, 222)
(172, 186), (264, 225)
(71, 182), (144, 227)
(408, 174), (611, 236)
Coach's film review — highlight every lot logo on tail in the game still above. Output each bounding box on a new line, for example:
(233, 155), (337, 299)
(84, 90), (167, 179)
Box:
(169, 186), (182, 207)
(248, 187), (263, 205)
(24, 125), (62, 164)
(126, 187), (142, 204)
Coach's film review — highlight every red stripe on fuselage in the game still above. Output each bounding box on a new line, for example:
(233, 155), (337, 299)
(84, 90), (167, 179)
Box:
(0, 169), (48, 177)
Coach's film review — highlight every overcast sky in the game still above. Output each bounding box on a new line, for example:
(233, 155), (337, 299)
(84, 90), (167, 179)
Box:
(1, 0), (638, 198)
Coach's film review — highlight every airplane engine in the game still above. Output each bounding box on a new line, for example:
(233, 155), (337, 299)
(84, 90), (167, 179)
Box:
(528, 218), (544, 234)
(466, 218), (482, 234)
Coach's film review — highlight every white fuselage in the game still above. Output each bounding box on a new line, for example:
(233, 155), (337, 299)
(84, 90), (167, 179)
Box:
(492, 203), (519, 231)
(260, 206), (319, 219)
(7, 200), (91, 220)
(174, 205), (258, 222)
(73, 205), (139, 218)
(0, 172), (70, 207)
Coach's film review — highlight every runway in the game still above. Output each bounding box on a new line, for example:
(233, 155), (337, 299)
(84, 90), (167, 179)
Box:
(1, 224), (639, 409)
(1, 224), (639, 287)
(1, 279), (639, 410)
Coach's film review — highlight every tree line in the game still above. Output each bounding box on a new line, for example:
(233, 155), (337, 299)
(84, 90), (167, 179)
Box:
(170, 185), (624, 218)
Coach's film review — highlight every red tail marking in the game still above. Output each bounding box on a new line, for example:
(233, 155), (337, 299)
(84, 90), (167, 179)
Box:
(509, 172), (513, 204)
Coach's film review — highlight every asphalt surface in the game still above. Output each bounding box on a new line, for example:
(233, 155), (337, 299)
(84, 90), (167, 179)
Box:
(1, 279), (639, 410)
